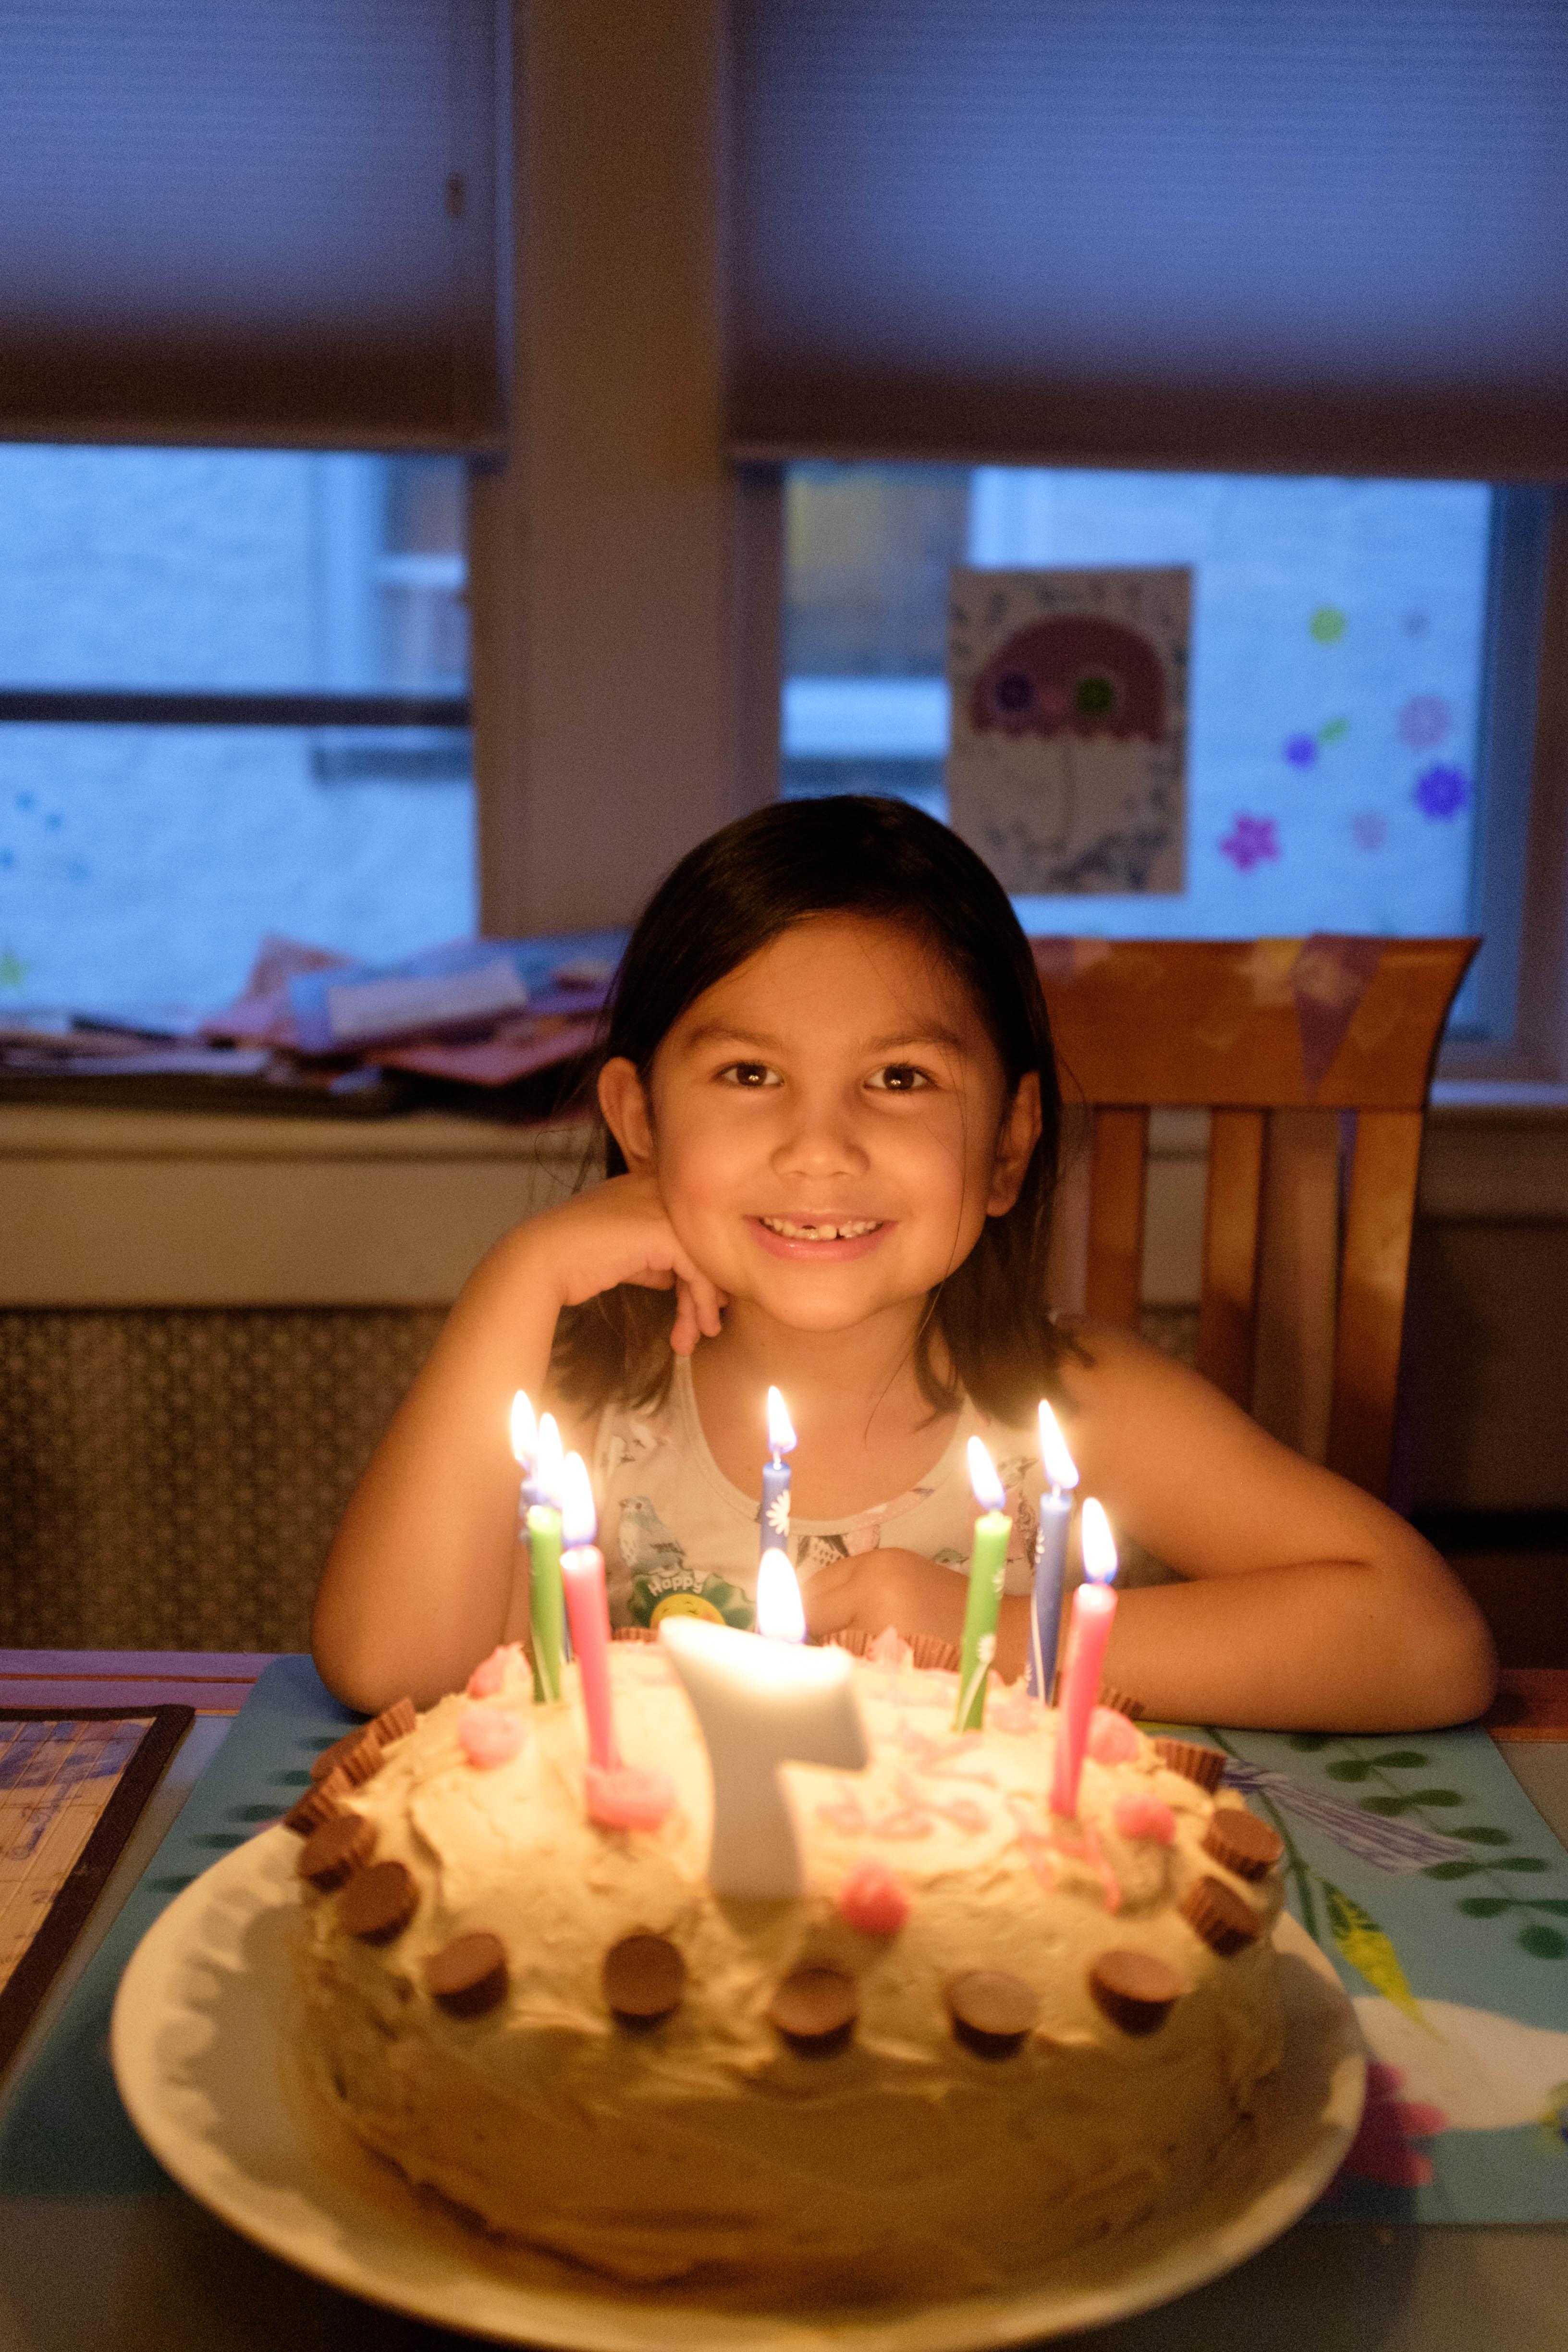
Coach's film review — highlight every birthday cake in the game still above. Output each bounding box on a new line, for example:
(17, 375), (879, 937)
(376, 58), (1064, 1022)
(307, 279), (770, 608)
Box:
(287, 1638), (1286, 2299)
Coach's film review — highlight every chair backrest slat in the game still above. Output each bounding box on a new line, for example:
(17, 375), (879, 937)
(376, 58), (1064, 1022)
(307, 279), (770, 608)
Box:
(1326, 1109), (1427, 1495)
(1084, 1107), (1149, 1326)
(1195, 1108), (1268, 1408)
(1035, 938), (1478, 1498)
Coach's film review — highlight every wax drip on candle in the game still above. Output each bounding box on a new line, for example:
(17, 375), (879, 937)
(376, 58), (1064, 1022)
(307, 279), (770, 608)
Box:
(760, 1385), (796, 1560)
(757, 1547), (806, 1643)
(1050, 1498), (1119, 1818)
(1027, 1399), (1078, 1702)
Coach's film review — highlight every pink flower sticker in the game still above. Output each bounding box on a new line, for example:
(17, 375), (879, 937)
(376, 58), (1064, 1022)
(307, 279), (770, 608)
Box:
(1111, 1791), (1176, 1845)
(1087, 1707), (1140, 1766)
(1338, 2061), (1448, 2188)
(837, 1858), (910, 1935)
(458, 1707), (527, 1768)
(584, 1762), (675, 1831)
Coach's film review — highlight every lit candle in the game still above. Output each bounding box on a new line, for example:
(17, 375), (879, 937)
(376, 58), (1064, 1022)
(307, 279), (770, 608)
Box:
(660, 1617), (869, 1898)
(525, 1411), (567, 1702)
(1050, 1499), (1119, 1818)
(1027, 1399), (1079, 1702)
(510, 1390), (539, 1508)
(757, 1546), (806, 1643)
(954, 1436), (1012, 1732)
(760, 1385), (796, 1561)
(559, 1458), (617, 1775)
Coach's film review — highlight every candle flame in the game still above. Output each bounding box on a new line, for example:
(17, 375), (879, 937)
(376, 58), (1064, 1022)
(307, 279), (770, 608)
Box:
(509, 1390), (538, 1469)
(756, 1547), (807, 1642)
(561, 1450), (598, 1550)
(765, 1384), (797, 1456)
(1037, 1398), (1078, 1491)
(1080, 1497), (1118, 1587)
(967, 1434), (1006, 1514)
(535, 1412), (564, 1507)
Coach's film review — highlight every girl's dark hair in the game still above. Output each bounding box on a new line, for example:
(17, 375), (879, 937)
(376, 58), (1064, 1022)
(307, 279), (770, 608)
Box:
(552, 795), (1066, 1423)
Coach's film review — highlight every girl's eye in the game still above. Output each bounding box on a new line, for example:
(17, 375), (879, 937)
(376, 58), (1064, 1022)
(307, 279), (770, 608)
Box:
(719, 1060), (780, 1089)
(867, 1063), (931, 1093)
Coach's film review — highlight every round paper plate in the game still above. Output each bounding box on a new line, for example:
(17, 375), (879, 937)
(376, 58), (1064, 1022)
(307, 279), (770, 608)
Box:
(111, 1829), (1365, 2350)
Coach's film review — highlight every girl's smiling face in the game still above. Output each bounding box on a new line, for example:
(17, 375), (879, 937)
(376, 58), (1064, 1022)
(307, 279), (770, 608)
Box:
(599, 915), (1041, 1338)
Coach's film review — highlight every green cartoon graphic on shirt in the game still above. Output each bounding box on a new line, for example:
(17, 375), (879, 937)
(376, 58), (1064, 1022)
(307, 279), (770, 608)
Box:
(619, 1494), (754, 1630)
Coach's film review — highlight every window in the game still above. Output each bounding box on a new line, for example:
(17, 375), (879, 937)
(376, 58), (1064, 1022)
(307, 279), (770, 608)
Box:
(0, 445), (474, 1012)
(783, 465), (1546, 1041)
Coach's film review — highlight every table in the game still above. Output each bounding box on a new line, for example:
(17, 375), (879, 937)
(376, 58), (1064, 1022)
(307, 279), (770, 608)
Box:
(1, 1654), (1565, 2352)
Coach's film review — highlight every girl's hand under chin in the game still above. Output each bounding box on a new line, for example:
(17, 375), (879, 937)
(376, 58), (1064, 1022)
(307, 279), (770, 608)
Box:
(525, 1171), (728, 1355)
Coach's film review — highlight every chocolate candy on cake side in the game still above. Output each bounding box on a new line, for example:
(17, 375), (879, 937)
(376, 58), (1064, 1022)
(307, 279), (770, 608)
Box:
(426, 1932), (509, 2019)
(945, 1970), (1040, 2058)
(297, 1813), (376, 1892)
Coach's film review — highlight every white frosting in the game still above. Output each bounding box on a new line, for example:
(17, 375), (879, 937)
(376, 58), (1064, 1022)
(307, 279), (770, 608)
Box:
(294, 1645), (1284, 2296)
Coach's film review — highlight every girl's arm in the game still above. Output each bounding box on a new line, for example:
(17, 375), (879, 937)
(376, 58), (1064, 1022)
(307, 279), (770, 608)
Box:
(311, 1176), (725, 1713)
(806, 1325), (1497, 1733)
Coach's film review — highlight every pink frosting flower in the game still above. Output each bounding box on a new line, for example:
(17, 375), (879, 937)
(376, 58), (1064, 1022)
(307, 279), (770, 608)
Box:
(457, 1707), (527, 1768)
(584, 1762), (675, 1832)
(466, 1644), (518, 1699)
(1111, 1790), (1176, 1845)
(837, 1858), (910, 1935)
(1087, 1707), (1140, 1766)
(1339, 2062), (1448, 2187)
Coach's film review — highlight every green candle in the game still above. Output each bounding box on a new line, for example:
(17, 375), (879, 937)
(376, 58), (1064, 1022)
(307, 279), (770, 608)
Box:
(527, 1503), (566, 1702)
(954, 1437), (1012, 1732)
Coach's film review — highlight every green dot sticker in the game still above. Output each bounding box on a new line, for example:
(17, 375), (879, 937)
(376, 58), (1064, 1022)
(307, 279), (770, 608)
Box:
(1310, 605), (1347, 644)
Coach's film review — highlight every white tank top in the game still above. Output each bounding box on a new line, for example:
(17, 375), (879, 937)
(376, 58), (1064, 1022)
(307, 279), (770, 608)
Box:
(589, 1357), (1052, 1633)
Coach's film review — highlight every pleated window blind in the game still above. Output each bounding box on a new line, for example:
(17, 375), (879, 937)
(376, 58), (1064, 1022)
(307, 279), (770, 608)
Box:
(0, 0), (502, 449)
(728, 0), (1568, 477)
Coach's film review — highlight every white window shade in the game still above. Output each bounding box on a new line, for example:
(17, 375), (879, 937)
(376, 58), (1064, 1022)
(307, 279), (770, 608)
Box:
(728, 0), (1568, 477)
(0, 0), (503, 449)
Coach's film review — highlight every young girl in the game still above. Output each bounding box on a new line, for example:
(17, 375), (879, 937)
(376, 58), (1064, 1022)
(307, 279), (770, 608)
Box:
(314, 796), (1496, 1733)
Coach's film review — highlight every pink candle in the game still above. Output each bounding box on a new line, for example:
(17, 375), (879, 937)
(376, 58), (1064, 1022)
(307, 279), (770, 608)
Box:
(1050, 1499), (1119, 1817)
(560, 1451), (619, 1770)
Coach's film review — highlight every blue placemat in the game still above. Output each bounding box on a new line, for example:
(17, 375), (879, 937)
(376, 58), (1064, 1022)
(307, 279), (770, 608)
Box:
(3, 1663), (1566, 2226)
(0, 1655), (355, 2197)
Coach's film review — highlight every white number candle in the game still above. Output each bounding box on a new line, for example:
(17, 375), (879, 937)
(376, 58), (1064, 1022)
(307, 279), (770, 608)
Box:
(756, 1546), (807, 1642)
(659, 1618), (869, 1899)
(1050, 1499), (1119, 1817)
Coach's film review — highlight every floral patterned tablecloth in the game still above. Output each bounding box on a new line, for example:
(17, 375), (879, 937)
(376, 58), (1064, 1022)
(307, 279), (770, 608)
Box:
(1194, 1722), (1568, 2222)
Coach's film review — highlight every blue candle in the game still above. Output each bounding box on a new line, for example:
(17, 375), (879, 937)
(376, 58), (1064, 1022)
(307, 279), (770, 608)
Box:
(760, 1385), (797, 1562)
(1027, 1399), (1079, 1702)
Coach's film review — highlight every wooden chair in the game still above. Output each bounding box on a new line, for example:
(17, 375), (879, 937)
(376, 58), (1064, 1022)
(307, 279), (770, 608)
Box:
(1032, 937), (1478, 1499)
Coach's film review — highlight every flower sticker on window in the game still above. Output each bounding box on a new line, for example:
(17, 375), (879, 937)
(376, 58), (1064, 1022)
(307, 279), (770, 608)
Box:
(1220, 814), (1280, 872)
(1414, 765), (1469, 821)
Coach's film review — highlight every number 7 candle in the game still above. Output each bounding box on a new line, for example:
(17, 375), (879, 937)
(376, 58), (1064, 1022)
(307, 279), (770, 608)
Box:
(953, 1437), (1011, 1732)
(1027, 1399), (1078, 1702)
(1050, 1499), (1119, 1817)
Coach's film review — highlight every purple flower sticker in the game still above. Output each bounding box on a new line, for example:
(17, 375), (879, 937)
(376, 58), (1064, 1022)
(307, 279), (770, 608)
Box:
(1414, 765), (1469, 821)
(1399, 695), (1451, 751)
(1283, 733), (1318, 768)
(1220, 814), (1280, 873)
(1351, 813), (1389, 853)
